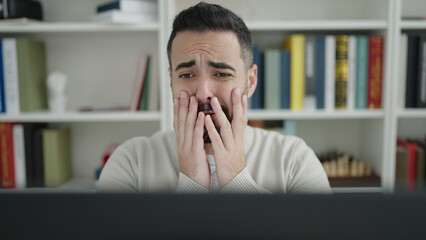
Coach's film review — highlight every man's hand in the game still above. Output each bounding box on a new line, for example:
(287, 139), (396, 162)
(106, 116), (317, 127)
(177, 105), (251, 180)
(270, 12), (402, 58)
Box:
(174, 91), (210, 189)
(205, 88), (248, 188)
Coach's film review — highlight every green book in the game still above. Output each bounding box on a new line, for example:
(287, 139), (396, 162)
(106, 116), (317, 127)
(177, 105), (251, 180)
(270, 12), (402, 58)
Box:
(264, 49), (281, 109)
(139, 56), (151, 111)
(16, 38), (47, 112)
(42, 128), (72, 188)
(355, 35), (368, 109)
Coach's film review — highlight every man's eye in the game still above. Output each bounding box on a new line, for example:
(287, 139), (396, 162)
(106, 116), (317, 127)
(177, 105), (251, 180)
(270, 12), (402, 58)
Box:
(179, 73), (194, 78)
(215, 72), (231, 78)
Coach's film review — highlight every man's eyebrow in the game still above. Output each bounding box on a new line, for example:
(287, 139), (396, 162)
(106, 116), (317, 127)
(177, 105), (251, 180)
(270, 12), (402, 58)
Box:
(175, 60), (196, 71)
(208, 61), (236, 72)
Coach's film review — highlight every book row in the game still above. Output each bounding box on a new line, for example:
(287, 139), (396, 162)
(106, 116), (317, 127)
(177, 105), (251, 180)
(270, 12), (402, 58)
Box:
(0, 123), (71, 189)
(399, 33), (426, 109)
(0, 38), (47, 114)
(396, 137), (426, 192)
(250, 34), (384, 111)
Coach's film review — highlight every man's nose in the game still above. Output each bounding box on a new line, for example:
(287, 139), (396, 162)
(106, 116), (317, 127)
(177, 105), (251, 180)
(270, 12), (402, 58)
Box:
(195, 76), (214, 102)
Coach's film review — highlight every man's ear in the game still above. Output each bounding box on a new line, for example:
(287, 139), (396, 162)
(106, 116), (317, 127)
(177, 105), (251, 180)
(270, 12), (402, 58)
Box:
(247, 64), (258, 98)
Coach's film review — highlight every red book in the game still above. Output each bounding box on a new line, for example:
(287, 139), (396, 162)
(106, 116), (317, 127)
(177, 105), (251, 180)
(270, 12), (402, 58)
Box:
(0, 123), (16, 189)
(367, 35), (384, 109)
(397, 139), (418, 192)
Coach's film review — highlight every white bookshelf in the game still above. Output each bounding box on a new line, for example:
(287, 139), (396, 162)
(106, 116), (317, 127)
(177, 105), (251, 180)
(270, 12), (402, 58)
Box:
(1, 0), (425, 193)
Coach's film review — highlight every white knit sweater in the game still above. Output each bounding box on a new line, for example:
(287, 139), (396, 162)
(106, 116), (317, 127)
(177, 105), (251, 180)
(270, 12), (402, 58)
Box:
(97, 126), (331, 193)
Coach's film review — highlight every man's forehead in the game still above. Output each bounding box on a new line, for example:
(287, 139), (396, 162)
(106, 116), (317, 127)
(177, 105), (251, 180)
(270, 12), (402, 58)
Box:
(171, 31), (242, 67)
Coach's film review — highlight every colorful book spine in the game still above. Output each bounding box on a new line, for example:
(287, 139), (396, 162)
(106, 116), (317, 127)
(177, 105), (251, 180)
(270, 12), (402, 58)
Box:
(0, 39), (5, 113)
(12, 124), (26, 188)
(315, 36), (325, 109)
(397, 139), (418, 192)
(16, 38), (47, 112)
(0, 123), (15, 188)
(283, 35), (305, 110)
(2, 38), (20, 115)
(335, 35), (349, 109)
(417, 34), (426, 108)
(281, 50), (290, 109)
(325, 35), (336, 111)
(305, 35), (316, 109)
(367, 35), (384, 109)
(355, 35), (369, 109)
(251, 45), (263, 109)
(405, 35), (419, 108)
(347, 35), (357, 110)
(264, 49), (281, 109)
(42, 128), (72, 188)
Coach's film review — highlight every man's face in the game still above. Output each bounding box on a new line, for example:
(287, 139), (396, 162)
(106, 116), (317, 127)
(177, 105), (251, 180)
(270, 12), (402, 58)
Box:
(169, 31), (257, 143)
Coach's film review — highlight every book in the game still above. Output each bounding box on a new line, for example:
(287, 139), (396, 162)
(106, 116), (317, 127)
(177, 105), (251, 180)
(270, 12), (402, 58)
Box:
(355, 35), (369, 109)
(91, 10), (157, 23)
(314, 35), (325, 109)
(16, 38), (47, 113)
(335, 35), (349, 109)
(33, 129), (45, 187)
(325, 35), (336, 111)
(0, 123), (15, 188)
(283, 35), (305, 111)
(2, 38), (20, 115)
(416, 141), (425, 190)
(0, 40), (5, 113)
(305, 35), (316, 109)
(147, 56), (158, 111)
(397, 139), (418, 192)
(395, 146), (409, 191)
(405, 35), (419, 108)
(129, 55), (149, 111)
(367, 35), (384, 109)
(23, 123), (47, 187)
(417, 34), (426, 108)
(284, 120), (297, 136)
(12, 124), (25, 188)
(139, 56), (151, 110)
(251, 45), (263, 109)
(1, 38), (47, 114)
(97, 0), (158, 14)
(280, 50), (290, 109)
(398, 34), (408, 109)
(264, 49), (281, 109)
(347, 35), (357, 110)
(42, 128), (72, 188)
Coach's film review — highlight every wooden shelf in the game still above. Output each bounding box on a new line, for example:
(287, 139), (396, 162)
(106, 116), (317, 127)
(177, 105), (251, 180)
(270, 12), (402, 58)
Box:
(247, 20), (387, 31)
(0, 111), (162, 123)
(248, 109), (384, 120)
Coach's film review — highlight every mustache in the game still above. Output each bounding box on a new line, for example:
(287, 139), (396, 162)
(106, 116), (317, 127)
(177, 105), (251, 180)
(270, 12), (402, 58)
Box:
(197, 102), (231, 121)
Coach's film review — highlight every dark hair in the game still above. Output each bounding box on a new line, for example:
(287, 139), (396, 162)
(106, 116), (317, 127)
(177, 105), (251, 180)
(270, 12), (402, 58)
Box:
(167, 2), (253, 70)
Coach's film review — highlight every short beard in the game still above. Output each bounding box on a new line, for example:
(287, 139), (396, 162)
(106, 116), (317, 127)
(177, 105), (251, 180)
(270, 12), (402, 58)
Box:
(197, 102), (231, 143)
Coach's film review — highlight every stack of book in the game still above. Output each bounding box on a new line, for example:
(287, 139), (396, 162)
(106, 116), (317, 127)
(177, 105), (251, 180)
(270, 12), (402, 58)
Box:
(91, 0), (158, 24)
(396, 138), (426, 192)
(0, 38), (47, 114)
(250, 34), (384, 111)
(399, 34), (426, 109)
(0, 123), (72, 189)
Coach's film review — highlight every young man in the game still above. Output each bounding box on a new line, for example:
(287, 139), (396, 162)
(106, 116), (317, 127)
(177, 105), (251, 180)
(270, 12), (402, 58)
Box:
(97, 2), (331, 193)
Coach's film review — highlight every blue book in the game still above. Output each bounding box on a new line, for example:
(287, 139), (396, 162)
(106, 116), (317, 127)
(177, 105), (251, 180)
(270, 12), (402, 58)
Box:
(355, 35), (369, 109)
(252, 45), (263, 109)
(314, 36), (325, 109)
(97, 0), (157, 14)
(0, 39), (5, 113)
(281, 50), (290, 109)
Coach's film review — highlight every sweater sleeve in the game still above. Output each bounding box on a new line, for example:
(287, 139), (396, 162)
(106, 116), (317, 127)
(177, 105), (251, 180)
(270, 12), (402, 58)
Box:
(175, 172), (209, 193)
(286, 139), (332, 194)
(221, 167), (271, 193)
(97, 142), (139, 192)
